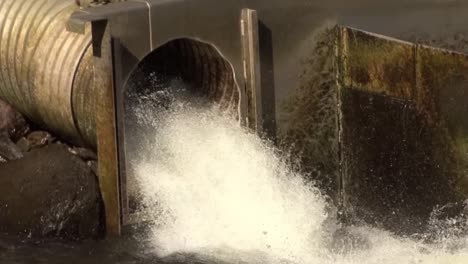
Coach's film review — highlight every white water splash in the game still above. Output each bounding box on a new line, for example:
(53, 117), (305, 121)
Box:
(128, 85), (468, 264)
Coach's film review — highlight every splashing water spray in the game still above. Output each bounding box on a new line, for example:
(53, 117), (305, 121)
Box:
(124, 77), (468, 264)
(0, 1), (467, 263)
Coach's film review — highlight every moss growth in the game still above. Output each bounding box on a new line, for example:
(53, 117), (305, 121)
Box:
(344, 29), (415, 99)
(278, 26), (340, 199)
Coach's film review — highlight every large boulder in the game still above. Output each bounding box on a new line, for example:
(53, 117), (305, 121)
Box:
(0, 144), (103, 240)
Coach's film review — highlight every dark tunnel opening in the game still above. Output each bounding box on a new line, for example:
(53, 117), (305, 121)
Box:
(120, 39), (240, 221)
(124, 38), (240, 114)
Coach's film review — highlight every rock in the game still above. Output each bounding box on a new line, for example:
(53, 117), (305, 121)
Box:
(0, 99), (29, 141)
(26, 131), (55, 150)
(15, 131), (57, 153)
(87, 160), (99, 176)
(0, 144), (103, 240)
(15, 137), (30, 153)
(0, 134), (23, 161)
(69, 147), (97, 161)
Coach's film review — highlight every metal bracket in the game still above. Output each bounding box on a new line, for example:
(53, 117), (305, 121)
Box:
(241, 8), (263, 133)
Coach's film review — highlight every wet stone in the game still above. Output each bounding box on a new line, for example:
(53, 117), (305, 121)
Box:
(15, 137), (30, 153)
(0, 144), (103, 240)
(0, 99), (29, 141)
(69, 147), (97, 161)
(26, 131), (55, 150)
(86, 160), (98, 176)
(0, 134), (23, 161)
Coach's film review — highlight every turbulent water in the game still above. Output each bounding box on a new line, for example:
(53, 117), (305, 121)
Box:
(126, 81), (468, 264)
(3, 80), (468, 263)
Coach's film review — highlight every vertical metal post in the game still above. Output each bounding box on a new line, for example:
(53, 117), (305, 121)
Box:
(93, 20), (121, 236)
(241, 8), (263, 133)
(112, 38), (130, 226)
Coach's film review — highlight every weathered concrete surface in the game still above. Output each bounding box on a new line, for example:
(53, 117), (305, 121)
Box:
(337, 27), (468, 233)
(278, 27), (340, 201)
(279, 26), (468, 234)
(0, 144), (103, 239)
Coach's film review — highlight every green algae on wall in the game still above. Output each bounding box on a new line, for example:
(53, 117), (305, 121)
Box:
(278, 26), (341, 201)
(338, 26), (468, 233)
(279, 25), (468, 233)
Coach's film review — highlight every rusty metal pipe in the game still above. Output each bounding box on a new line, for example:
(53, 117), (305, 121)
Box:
(0, 0), (96, 148)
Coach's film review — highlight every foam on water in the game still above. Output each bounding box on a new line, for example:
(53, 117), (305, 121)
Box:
(128, 84), (468, 264)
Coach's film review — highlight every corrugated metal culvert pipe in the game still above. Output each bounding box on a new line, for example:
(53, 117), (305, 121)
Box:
(0, 0), (245, 235)
(0, 0), (96, 148)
